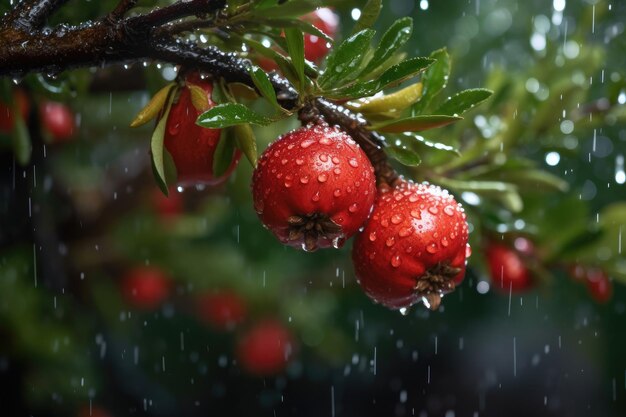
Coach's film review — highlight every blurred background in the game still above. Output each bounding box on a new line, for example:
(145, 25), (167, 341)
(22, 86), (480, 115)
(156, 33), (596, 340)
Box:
(0, 0), (625, 416)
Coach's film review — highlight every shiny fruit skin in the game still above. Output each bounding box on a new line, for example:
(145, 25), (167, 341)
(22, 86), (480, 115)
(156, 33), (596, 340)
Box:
(251, 124), (376, 250)
(302, 8), (339, 63)
(40, 101), (75, 141)
(487, 244), (532, 292)
(236, 320), (294, 376)
(195, 290), (246, 330)
(352, 181), (470, 310)
(121, 266), (171, 310)
(163, 73), (240, 186)
(0, 90), (29, 133)
(586, 268), (612, 303)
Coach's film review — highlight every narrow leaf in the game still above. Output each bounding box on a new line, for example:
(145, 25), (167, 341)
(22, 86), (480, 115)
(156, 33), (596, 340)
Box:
(197, 103), (272, 129)
(234, 123), (258, 167)
(253, 0), (320, 18)
(266, 18), (333, 43)
(399, 132), (460, 156)
(318, 29), (375, 89)
(385, 146), (421, 166)
(324, 57), (433, 100)
(11, 110), (31, 166)
(369, 114), (462, 133)
(360, 17), (413, 77)
(188, 84), (210, 112)
(440, 178), (523, 213)
(434, 88), (493, 116)
(213, 129), (237, 177)
(412, 48), (450, 115)
(348, 82), (423, 114)
(150, 97), (175, 195)
(249, 67), (280, 110)
(284, 27), (306, 91)
(351, 0), (382, 34)
(130, 83), (174, 128)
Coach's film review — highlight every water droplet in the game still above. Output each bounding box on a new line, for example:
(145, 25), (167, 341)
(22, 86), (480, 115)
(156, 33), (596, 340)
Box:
(441, 237), (449, 247)
(409, 194), (419, 203)
(399, 228), (412, 237)
(333, 189), (342, 197)
(349, 203), (358, 213)
(381, 218), (389, 227)
(301, 139), (315, 148)
(319, 154), (328, 162)
(287, 144), (295, 150)
(405, 246), (413, 254)
(333, 168), (341, 175)
(284, 181), (292, 188)
(391, 214), (403, 224)
(320, 137), (332, 145)
(300, 176), (309, 184)
(410, 210), (421, 219)
(369, 232), (377, 242)
(444, 205), (455, 216)
(391, 255), (402, 268)
(295, 158), (304, 165)
(385, 237), (395, 247)
(168, 122), (180, 135)
(348, 158), (359, 168)
(332, 236), (342, 248)
(466, 244), (472, 258)
(332, 156), (340, 164)
(312, 191), (320, 202)
(399, 307), (410, 316)
(369, 252), (376, 260)
(426, 243), (438, 254)
(281, 158), (288, 165)
(428, 206), (438, 215)
(318, 173), (328, 183)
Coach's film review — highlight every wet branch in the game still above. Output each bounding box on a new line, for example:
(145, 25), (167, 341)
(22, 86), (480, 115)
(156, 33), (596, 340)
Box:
(0, 0), (398, 187)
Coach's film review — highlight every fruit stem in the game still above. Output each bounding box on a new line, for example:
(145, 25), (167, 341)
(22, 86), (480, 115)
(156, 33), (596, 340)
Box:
(414, 262), (461, 311)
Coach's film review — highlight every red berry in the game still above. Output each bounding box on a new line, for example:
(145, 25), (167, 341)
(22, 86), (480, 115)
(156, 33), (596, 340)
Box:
(486, 243), (532, 293)
(0, 90), (29, 133)
(236, 320), (294, 376)
(195, 290), (246, 331)
(252, 124), (376, 251)
(352, 181), (470, 311)
(586, 268), (612, 303)
(302, 8), (339, 63)
(121, 266), (171, 310)
(40, 101), (75, 141)
(163, 73), (240, 186)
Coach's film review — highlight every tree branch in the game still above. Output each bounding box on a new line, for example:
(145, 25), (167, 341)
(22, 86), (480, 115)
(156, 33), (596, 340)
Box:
(109, 0), (139, 21)
(7, 0), (70, 30)
(126, 0), (226, 32)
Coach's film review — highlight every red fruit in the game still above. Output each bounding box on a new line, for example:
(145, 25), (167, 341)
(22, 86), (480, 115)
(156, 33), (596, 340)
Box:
(236, 320), (294, 376)
(302, 8), (339, 63)
(195, 290), (247, 330)
(487, 243), (532, 293)
(352, 181), (470, 311)
(586, 268), (612, 303)
(40, 101), (75, 141)
(0, 90), (29, 133)
(163, 72), (240, 186)
(121, 266), (171, 310)
(252, 123), (376, 251)
(152, 187), (183, 219)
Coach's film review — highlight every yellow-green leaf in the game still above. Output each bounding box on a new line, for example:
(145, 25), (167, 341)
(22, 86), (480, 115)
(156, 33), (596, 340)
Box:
(130, 83), (175, 128)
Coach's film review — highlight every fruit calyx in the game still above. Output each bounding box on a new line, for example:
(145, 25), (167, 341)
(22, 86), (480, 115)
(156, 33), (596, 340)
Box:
(414, 261), (461, 310)
(287, 213), (343, 251)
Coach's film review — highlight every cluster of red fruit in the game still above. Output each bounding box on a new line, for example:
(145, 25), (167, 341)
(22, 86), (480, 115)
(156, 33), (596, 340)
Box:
(0, 89), (75, 142)
(120, 266), (294, 376)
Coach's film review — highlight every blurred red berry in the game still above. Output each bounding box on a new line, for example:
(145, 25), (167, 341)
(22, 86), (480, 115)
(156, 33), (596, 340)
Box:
(121, 266), (171, 310)
(152, 187), (183, 219)
(195, 290), (247, 331)
(586, 268), (612, 304)
(0, 90), (29, 133)
(40, 100), (75, 142)
(237, 320), (294, 376)
(302, 8), (339, 63)
(486, 243), (532, 292)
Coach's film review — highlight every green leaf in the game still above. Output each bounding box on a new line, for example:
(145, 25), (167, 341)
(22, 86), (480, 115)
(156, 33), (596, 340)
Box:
(369, 114), (462, 133)
(233, 123), (258, 167)
(360, 17), (413, 77)
(385, 145), (421, 166)
(351, 0), (382, 34)
(284, 27), (306, 91)
(266, 18), (333, 43)
(318, 29), (375, 89)
(197, 103), (272, 128)
(213, 129), (237, 177)
(151, 149), (178, 196)
(398, 133), (461, 156)
(323, 57), (433, 100)
(435, 88), (493, 116)
(11, 110), (31, 166)
(494, 169), (569, 193)
(412, 48), (450, 115)
(252, 0), (320, 18)
(150, 97), (175, 195)
(438, 178), (523, 212)
(249, 66), (280, 110)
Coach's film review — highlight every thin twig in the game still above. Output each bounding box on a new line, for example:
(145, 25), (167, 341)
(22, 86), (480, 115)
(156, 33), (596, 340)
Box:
(109, 0), (139, 21)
